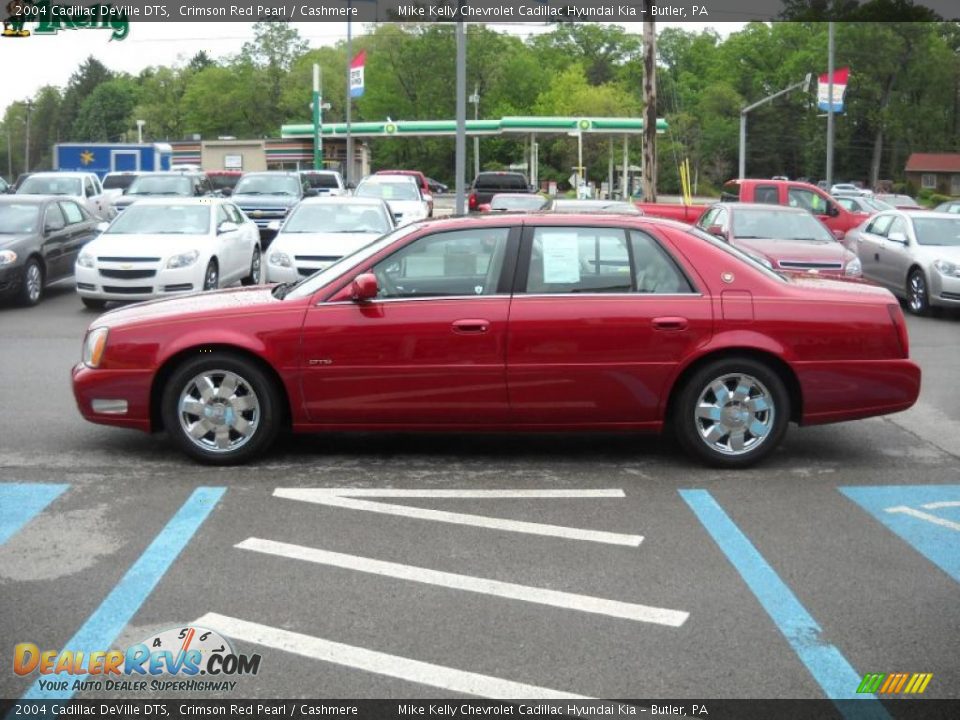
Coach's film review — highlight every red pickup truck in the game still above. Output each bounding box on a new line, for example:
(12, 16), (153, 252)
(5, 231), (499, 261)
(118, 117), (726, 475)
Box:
(637, 179), (870, 236)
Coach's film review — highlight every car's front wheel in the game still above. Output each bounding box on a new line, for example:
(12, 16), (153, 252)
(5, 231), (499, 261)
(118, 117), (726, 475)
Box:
(241, 247), (261, 286)
(906, 268), (931, 316)
(202, 260), (219, 291)
(674, 357), (790, 468)
(18, 258), (43, 307)
(161, 353), (281, 465)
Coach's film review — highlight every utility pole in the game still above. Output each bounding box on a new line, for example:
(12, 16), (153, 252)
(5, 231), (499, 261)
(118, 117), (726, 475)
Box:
(137, 120), (145, 144)
(826, 21), (835, 189)
(641, 10), (657, 202)
(345, 4), (353, 185)
(469, 85), (480, 178)
(313, 64), (323, 169)
(455, 18), (466, 215)
(738, 74), (812, 179)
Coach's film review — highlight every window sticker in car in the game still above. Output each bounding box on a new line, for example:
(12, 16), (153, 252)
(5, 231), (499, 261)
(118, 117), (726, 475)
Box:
(540, 231), (581, 284)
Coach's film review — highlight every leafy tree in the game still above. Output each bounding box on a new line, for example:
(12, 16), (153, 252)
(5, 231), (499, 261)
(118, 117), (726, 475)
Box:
(59, 57), (114, 141)
(71, 78), (139, 142)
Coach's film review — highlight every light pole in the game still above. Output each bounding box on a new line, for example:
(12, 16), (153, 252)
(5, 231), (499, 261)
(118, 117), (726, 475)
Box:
(454, 18), (466, 215)
(826, 21), (835, 189)
(6, 122), (12, 180)
(137, 120), (145, 144)
(23, 100), (33, 173)
(738, 74), (812, 179)
(469, 85), (480, 178)
(568, 130), (585, 198)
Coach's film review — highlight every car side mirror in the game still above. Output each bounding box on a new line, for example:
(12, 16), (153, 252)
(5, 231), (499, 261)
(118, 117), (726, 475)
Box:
(887, 231), (908, 245)
(706, 224), (728, 241)
(351, 273), (379, 302)
(217, 221), (238, 234)
(827, 204), (839, 217)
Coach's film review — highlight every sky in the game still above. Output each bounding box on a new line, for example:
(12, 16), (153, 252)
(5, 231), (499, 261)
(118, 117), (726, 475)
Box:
(0, 21), (747, 119)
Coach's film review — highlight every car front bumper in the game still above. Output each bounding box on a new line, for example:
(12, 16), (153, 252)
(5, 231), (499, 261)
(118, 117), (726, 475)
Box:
(75, 263), (203, 302)
(929, 270), (960, 308)
(72, 363), (154, 431)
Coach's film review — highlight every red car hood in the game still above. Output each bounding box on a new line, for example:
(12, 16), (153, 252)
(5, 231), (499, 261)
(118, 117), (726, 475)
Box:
(93, 286), (287, 330)
(732, 237), (854, 267)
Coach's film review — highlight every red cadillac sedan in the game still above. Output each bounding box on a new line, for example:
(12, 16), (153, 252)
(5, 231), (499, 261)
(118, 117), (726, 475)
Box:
(72, 214), (920, 468)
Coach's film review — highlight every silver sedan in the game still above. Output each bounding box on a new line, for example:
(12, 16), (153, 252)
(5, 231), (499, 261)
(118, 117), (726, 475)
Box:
(849, 210), (960, 314)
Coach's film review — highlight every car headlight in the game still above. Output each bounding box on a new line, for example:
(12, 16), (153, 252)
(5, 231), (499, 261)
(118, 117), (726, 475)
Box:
(76, 252), (95, 268)
(933, 259), (960, 277)
(269, 251), (292, 267)
(82, 327), (109, 368)
(166, 250), (199, 269)
(0, 250), (17, 266)
(844, 257), (862, 277)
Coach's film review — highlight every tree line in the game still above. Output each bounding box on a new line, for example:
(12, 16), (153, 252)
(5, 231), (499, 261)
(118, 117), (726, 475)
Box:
(2, 20), (958, 194)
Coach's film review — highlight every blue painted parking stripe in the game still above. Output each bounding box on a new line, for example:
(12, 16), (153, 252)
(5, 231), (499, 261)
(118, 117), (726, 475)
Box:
(0, 484), (69, 546)
(679, 489), (889, 718)
(840, 485), (960, 584)
(21, 486), (226, 701)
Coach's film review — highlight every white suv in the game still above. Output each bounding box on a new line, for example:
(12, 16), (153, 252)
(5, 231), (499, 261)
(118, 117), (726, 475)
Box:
(17, 171), (114, 219)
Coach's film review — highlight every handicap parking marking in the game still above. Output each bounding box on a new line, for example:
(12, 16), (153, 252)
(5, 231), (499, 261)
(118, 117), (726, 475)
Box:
(840, 485), (960, 584)
(679, 489), (890, 717)
(22, 486), (226, 701)
(0, 483), (69, 546)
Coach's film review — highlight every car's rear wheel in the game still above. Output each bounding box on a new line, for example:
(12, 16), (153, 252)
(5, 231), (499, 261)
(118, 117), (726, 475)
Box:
(241, 247), (261, 286)
(161, 353), (280, 465)
(17, 258), (43, 307)
(907, 269), (931, 316)
(81, 298), (107, 311)
(202, 260), (219, 291)
(674, 357), (790, 468)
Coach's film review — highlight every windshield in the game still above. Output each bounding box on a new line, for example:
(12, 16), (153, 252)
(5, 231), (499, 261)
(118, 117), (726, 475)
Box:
(234, 175), (301, 196)
(286, 223), (421, 300)
(208, 174), (241, 191)
(551, 200), (640, 214)
(732, 209), (833, 242)
(0, 203), (39, 233)
(103, 175), (138, 191)
(356, 181), (419, 201)
(302, 173), (341, 189)
(19, 176), (82, 196)
(284, 203), (390, 234)
(912, 217), (960, 246)
(688, 226), (787, 282)
(127, 175), (192, 196)
(491, 195), (547, 211)
(106, 204), (211, 235)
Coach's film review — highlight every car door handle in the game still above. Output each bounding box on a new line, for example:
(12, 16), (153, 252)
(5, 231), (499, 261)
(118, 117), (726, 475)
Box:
(452, 319), (490, 334)
(652, 316), (688, 331)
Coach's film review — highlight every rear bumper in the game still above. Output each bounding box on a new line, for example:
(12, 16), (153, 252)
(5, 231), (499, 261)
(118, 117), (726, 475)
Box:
(72, 363), (154, 431)
(796, 359), (921, 425)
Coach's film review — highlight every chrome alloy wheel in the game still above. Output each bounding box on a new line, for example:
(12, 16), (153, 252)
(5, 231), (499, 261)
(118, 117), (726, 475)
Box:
(177, 369), (261, 453)
(25, 262), (42, 304)
(908, 271), (927, 314)
(694, 373), (775, 457)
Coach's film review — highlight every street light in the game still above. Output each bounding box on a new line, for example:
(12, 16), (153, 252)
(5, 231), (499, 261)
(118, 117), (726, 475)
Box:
(568, 130), (585, 198)
(738, 73), (812, 179)
(136, 120), (145, 144)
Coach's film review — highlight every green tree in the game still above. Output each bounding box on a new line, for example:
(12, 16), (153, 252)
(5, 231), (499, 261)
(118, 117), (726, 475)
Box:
(71, 78), (139, 142)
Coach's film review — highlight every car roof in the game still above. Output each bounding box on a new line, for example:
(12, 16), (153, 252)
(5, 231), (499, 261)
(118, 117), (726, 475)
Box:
(27, 171), (95, 178)
(240, 171), (300, 177)
(0, 194), (53, 204)
(411, 212), (690, 234)
(360, 174), (418, 184)
(298, 196), (387, 206)
(300, 169), (340, 175)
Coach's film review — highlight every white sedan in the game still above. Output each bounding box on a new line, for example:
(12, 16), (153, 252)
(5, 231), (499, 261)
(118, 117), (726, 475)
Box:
(266, 197), (394, 283)
(354, 174), (430, 226)
(75, 198), (261, 310)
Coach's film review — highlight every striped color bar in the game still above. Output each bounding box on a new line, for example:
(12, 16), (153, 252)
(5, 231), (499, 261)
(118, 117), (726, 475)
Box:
(857, 673), (933, 695)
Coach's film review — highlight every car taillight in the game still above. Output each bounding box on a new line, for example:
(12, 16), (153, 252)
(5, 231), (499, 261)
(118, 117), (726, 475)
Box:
(887, 303), (909, 358)
(468, 192), (477, 211)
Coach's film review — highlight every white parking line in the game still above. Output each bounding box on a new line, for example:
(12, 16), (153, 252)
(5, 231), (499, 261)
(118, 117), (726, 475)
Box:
(194, 612), (592, 699)
(885, 505), (960, 532)
(237, 537), (688, 627)
(273, 488), (643, 547)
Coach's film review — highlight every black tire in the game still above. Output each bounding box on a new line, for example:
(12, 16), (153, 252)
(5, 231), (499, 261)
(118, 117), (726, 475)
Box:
(906, 268), (931, 316)
(17, 258), (43, 307)
(81, 297), (107, 311)
(241, 246), (262, 286)
(202, 259), (219, 291)
(160, 352), (281, 465)
(673, 356), (790, 469)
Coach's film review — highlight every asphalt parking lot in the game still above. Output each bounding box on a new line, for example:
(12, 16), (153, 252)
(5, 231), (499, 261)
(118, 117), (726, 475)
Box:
(1, 280), (959, 705)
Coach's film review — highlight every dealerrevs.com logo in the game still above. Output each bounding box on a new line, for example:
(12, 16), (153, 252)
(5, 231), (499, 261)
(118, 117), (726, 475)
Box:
(14, 626), (261, 693)
(2, 0), (130, 40)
